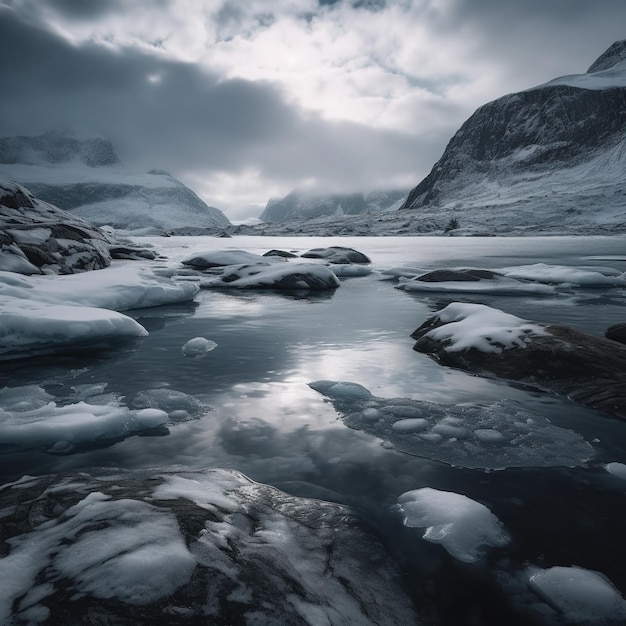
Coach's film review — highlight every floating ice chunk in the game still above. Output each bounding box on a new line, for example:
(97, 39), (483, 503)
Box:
(182, 249), (281, 268)
(0, 265), (198, 311)
(397, 487), (510, 562)
(132, 388), (207, 420)
(499, 263), (626, 287)
(0, 385), (54, 412)
(200, 262), (340, 290)
(182, 337), (218, 358)
(605, 462), (626, 480)
(528, 565), (626, 624)
(0, 298), (147, 360)
(474, 428), (505, 443)
(0, 393), (167, 453)
(330, 264), (372, 277)
(309, 380), (373, 400)
(425, 302), (547, 353)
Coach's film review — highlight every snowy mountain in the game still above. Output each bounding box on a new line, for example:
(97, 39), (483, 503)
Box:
(259, 189), (408, 222)
(0, 131), (231, 234)
(400, 40), (626, 232)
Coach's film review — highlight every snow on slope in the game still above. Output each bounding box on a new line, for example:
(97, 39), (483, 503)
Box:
(0, 132), (231, 234)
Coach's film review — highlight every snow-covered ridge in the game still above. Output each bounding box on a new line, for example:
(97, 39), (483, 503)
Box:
(0, 131), (231, 234)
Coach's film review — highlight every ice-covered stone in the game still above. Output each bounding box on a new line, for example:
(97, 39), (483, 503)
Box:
(201, 262), (340, 290)
(300, 245), (371, 264)
(0, 469), (420, 625)
(182, 337), (218, 358)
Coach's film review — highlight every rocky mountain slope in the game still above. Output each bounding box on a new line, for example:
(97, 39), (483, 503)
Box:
(259, 189), (408, 222)
(400, 40), (626, 232)
(0, 131), (231, 234)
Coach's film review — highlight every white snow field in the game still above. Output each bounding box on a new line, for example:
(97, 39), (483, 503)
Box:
(397, 487), (510, 563)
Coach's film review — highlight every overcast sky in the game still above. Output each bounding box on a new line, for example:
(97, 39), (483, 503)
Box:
(1, 0), (625, 220)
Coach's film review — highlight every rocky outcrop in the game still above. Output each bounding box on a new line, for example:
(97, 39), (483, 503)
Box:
(0, 132), (231, 233)
(0, 180), (112, 274)
(401, 41), (626, 231)
(411, 305), (626, 420)
(0, 469), (419, 625)
(260, 189), (408, 223)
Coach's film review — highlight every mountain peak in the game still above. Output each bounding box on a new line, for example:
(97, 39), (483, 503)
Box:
(587, 40), (626, 73)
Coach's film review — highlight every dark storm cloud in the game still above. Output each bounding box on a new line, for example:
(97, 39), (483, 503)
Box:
(0, 7), (427, 191)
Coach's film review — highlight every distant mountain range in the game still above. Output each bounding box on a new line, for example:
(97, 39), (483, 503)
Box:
(0, 131), (231, 234)
(244, 40), (626, 236)
(259, 189), (408, 222)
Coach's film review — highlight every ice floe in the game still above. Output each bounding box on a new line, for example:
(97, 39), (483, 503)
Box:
(181, 337), (218, 358)
(0, 385), (167, 453)
(499, 263), (626, 287)
(397, 487), (510, 562)
(528, 565), (626, 624)
(420, 302), (548, 353)
(396, 275), (556, 295)
(0, 469), (419, 624)
(309, 380), (594, 469)
(200, 262), (341, 290)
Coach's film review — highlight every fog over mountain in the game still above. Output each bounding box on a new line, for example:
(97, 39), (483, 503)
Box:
(0, 131), (230, 234)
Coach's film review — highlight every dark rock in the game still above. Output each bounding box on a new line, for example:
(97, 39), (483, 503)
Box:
(109, 246), (157, 260)
(263, 249), (298, 258)
(415, 269), (501, 282)
(411, 307), (626, 420)
(0, 180), (112, 274)
(0, 469), (419, 625)
(605, 322), (626, 345)
(301, 246), (371, 264)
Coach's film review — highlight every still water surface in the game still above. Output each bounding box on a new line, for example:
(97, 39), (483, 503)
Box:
(2, 235), (626, 623)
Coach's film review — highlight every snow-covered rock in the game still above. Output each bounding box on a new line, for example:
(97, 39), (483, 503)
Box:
(181, 249), (278, 269)
(201, 262), (341, 290)
(0, 469), (419, 625)
(397, 487), (510, 563)
(0, 131), (231, 234)
(401, 40), (626, 233)
(411, 303), (626, 420)
(309, 380), (594, 469)
(259, 188), (408, 222)
(0, 180), (112, 274)
(300, 246), (371, 264)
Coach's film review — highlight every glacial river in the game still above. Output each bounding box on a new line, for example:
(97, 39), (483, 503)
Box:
(2, 234), (626, 624)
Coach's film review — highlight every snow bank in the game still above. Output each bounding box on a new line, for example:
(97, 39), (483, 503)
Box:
(0, 265), (199, 311)
(528, 565), (626, 624)
(201, 262), (340, 290)
(397, 487), (510, 562)
(0, 298), (147, 360)
(425, 303), (548, 353)
(0, 385), (167, 453)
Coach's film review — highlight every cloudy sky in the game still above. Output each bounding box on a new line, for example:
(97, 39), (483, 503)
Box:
(1, 0), (625, 220)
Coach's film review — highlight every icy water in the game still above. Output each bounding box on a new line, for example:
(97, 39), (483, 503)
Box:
(2, 235), (626, 624)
